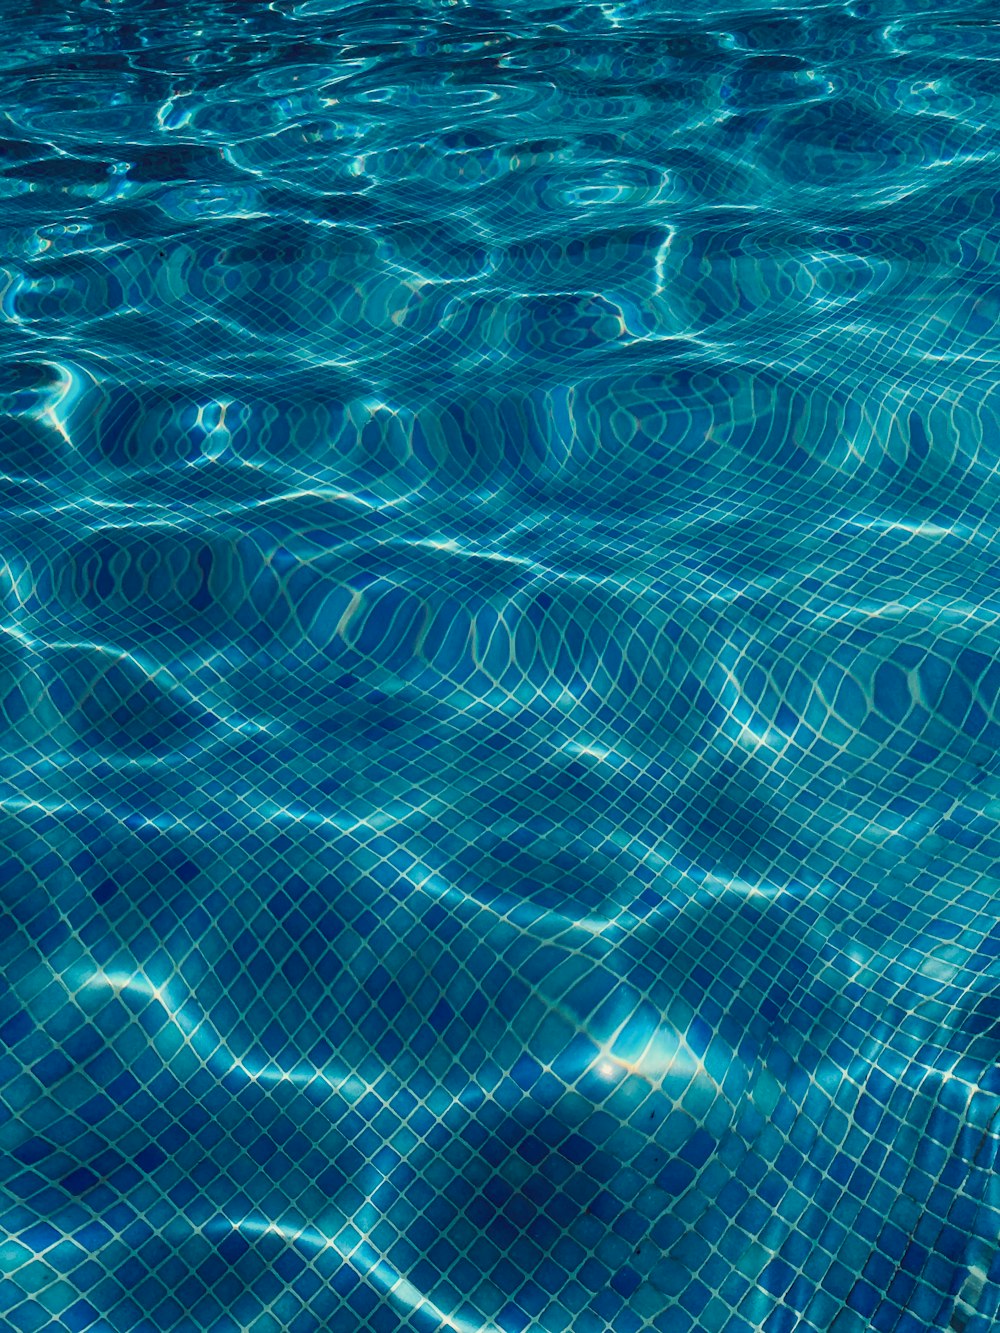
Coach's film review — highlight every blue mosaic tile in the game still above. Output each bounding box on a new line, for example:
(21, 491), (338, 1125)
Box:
(0, 0), (1000, 1330)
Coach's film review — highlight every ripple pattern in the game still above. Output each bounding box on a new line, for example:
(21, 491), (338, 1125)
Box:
(1, 2), (1000, 1331)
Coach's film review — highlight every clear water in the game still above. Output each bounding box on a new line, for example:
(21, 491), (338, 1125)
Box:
(1, 1), (999, 1330)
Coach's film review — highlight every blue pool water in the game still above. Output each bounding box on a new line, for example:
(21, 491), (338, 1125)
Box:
(1, 1), (1000, 1330)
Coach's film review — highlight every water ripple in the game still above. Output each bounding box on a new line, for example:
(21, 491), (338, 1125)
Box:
(1, 1), (1000, 1331)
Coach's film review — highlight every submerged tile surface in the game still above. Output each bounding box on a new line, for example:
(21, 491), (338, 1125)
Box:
(0, 1), (999, 1330)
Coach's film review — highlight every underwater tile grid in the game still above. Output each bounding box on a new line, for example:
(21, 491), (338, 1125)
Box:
(1, 0), (1000, 1330)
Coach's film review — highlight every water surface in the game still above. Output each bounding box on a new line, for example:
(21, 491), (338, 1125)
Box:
(1, 1), (1000, 1330)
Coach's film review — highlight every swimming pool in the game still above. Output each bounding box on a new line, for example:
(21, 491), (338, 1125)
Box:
(0, 1), (998, 1330)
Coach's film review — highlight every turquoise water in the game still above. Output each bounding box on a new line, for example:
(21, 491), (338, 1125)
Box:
(2, 1), (1000, 1330)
